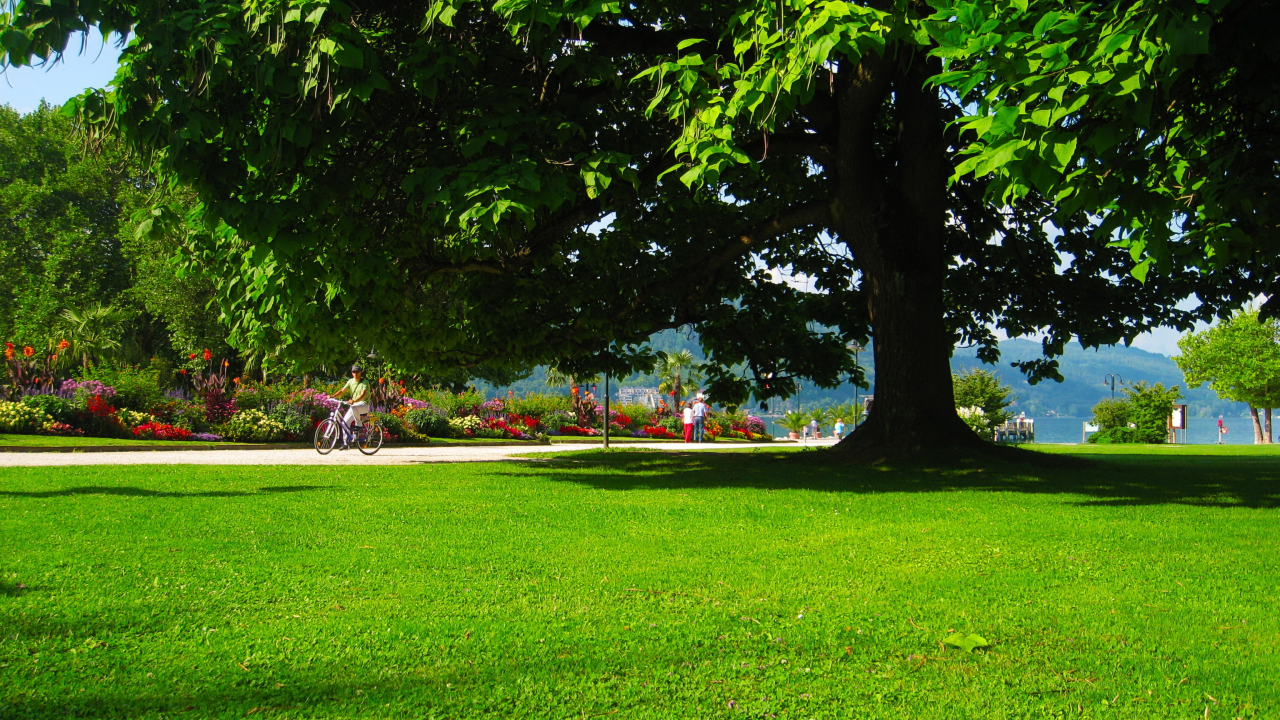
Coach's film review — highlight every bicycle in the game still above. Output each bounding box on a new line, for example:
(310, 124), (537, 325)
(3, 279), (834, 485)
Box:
(314, 400), (384, 455)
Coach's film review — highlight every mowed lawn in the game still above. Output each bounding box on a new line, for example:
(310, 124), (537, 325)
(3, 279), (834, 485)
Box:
(2, 446), (1278, 719)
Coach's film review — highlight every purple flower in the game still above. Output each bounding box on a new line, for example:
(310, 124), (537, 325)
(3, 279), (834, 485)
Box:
(62, 379), (116, 398)
(192, 432), (223, 442)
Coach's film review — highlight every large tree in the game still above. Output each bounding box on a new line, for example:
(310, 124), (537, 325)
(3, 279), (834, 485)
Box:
(1176, 310), (1280, 444)
(3, 0), (1272, 457)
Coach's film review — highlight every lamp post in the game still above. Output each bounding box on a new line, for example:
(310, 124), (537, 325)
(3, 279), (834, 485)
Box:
(849, 341), (864, 427)
(603, 373), (610, 451)
(1104, 374), (1124, 400)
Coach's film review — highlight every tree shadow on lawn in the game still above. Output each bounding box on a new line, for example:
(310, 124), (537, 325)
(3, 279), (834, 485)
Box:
(0, 485), (334, 499)
(510, 448), (1280, 509)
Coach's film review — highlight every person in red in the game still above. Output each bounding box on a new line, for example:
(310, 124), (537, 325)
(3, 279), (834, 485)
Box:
(682, 401), (695, 443)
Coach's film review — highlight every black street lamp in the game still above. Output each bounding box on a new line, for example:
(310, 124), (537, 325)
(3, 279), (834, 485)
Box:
(1104, 374), (1124, 400)
(849, 341), (864, 426)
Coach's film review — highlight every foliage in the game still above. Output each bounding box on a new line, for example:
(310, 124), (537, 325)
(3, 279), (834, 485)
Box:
(1175, 310), (1280, 410)
(217, 409), (286, 443)
(655, 351), (703, 406)
(956, 406), (988, 435)
(447, 415), (483, 438)
(952, 369), (1015, 431)
(77, 363), (166, 412)
(20, 394), (72, 424)
(778, 412), (809, 434)
(0, 400), (51, 433)
(405, 407), (451, 439)
(1090, 382), (1182, 444)
(132, 422), (192, 441)
(506, 393), (573, 419)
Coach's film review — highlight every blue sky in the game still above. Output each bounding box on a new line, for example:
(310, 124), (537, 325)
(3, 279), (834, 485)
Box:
(0, 35), (122, 113)
(0, 40), (1196, 356)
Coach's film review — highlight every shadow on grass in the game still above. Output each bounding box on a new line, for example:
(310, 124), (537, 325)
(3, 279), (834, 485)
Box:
(0, 485), (334, 499)
(508, 447), (1280, 509)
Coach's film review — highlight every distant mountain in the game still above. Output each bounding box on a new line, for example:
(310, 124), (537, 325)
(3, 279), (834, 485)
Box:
(480, 332), (1249, 418)
(951, 339), (1247, 418)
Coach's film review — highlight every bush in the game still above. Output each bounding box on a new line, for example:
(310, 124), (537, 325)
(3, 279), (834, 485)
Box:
(952, 369), (1014, 431)
(170, 401), (210, 432)
(117, 409), (155, 429)
(0, 401), (53, 434)
(1088, 383), (1181, 444)
(233, 382), (289, 411)
(78, 365), (165, 412)
(405, 407), (451, 438)
(505, 393), (573, 418)
(448, 415), (483, 437)
(372, 412), (404, 441)
(133, 422), (193, 441)
(218, 409), (287, 443)
(269, 402), (317, 440)
(21, 394), (73, 424)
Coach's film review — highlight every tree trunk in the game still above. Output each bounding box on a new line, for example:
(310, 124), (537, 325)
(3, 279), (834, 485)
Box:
(1250, 407), (1263, 444)
(830, 49), (980, 458)
(1266, 408), (1273, 443)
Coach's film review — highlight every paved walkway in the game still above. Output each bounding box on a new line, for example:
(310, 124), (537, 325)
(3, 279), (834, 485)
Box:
(1, 438), (840, 467)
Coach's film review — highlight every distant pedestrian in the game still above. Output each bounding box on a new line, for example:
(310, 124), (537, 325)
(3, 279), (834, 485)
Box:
(692, 397), (708, 442)
(1218, 416), (1227, 444)
(808, 418), (819, 440)
(682, 402), (695, 443)
(833, 418), (846, 440)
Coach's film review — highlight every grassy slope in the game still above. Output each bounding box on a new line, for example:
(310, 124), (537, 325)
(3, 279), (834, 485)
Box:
(1, 446), (1277, 719)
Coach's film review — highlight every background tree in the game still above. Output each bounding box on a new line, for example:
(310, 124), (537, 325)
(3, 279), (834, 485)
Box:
(3, 1), (1270, 458)
(1175, 311), (1280, 444)
(655, 350), (702, 409)
(952, 369), (1015, 432)
(1088, 383), (1183, 445)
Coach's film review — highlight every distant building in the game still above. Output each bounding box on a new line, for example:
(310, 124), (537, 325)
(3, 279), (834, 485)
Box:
(618, 386), (661, 408)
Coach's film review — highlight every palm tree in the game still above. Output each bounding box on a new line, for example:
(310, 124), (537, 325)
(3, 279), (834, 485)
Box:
(59, 304), (126, 369)
(779, 411), (809, 437)
(655, 350), (702, 409)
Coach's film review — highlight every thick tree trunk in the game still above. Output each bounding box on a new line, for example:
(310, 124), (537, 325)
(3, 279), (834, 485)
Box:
(829, 50), (980, 458)
(1250, 407), (1263, 444)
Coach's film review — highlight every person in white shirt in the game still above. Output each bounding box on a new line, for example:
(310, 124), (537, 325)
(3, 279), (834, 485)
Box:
(692, 398), (708, 442)
(682, 402), (695, 443)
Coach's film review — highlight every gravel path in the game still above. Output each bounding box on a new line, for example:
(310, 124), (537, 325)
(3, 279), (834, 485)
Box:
(0, 440), (832, 467)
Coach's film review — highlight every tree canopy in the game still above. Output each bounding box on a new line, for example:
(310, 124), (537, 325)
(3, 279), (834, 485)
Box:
(1176, 309), (1280, 442)
(3, 0), (1272, 455)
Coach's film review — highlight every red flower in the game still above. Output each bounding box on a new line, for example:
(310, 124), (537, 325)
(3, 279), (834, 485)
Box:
(203, 349), (212, 361)
(3, 348), (12, 360)
(22, 346), (34, 357)
(179, 369), (188, 375)
(57, 339), (70, 351)
(189, 353), (197, 359)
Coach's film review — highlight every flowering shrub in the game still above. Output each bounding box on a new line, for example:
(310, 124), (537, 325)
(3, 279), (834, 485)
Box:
(485, 417), (534, 440)
(133, 422), (193, 441)
(204, 390), (237, 424)
(642, 425), (678, 439)
(480, 399), (505, 414)
(85, 394), (117, 417)
(40, 421), (83, 436)
(400, 397), (433, 411)
(0, 401), (53, 433)
(957, 406), (987, 434)
(557, 425), (601, 437)
(448, 415), (483, 437)
(744, 415), (767, 436)
(62, 379), (116, 399)
(117, 409), (155, 429)
(218, 409), (286, 442)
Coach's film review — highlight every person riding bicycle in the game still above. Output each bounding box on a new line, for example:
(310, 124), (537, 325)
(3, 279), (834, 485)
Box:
(331, 365), (371, 434)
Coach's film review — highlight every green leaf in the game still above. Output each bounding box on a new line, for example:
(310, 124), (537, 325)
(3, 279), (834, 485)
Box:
(1051, 138), (1077, 169)
(942, 633), (990, 653)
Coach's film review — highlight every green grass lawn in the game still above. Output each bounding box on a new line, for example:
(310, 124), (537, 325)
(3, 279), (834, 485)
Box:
(2, 446), (1278, 718)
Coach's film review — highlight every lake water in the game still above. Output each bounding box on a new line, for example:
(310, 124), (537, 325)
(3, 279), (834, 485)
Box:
(763, 416), (1262, 444)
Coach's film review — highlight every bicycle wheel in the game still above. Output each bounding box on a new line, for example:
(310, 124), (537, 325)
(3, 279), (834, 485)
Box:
(314, 419), (340, 455)
(357, 422), (384, 455)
